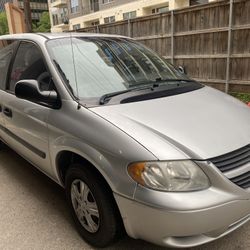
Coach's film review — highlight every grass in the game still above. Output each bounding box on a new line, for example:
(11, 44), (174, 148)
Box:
(230, 92), (250, 103)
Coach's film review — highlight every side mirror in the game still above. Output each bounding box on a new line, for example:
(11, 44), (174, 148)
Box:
(178, 66), (186, 74)
(15, 80), (60, 108)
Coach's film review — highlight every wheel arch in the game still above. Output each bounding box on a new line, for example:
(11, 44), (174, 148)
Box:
(56, 149), (125, 238)
(55, 150), (112, 190)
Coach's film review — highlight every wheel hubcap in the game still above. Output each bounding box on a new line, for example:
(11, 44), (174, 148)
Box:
(71, 179), (100, 233)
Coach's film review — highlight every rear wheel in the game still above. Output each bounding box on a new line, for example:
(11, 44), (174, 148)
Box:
(65, 164), (123, 247)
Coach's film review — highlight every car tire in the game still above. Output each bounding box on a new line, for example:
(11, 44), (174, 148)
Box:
(65, 164), (123, 247)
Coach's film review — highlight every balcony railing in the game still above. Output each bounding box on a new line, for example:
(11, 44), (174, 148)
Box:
(50, 0), (67, 8)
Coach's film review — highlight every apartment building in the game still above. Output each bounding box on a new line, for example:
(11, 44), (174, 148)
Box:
(18, 0), (49, 22)
(49, 0), (215, 32)
(0, 0), (48, 23)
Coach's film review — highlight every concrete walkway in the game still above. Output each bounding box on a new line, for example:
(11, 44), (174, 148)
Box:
(0, 146), (249, 250)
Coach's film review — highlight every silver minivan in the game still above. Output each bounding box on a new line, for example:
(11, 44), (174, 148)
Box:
(0, 33), (249, 248)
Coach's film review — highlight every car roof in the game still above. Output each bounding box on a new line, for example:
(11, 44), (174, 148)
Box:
(0, 32), (128, 42)
(41, 32), (127, 39)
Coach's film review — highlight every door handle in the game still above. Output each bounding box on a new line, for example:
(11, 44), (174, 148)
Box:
(3, 107), (12, 118)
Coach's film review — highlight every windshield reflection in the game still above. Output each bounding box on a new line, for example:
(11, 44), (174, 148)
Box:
(47, 37), (190, 101)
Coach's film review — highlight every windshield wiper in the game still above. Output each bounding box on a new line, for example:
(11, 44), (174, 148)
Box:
(154, 78), (195, 83)
(99, 79), (196, 105)
(99, 84), (159, 105)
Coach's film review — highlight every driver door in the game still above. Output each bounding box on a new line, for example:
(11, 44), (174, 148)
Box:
(1, 41), (53, 175)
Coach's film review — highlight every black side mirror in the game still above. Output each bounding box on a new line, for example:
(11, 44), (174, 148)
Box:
(15, 80), (61, 109)
(178, 66), (186, 74)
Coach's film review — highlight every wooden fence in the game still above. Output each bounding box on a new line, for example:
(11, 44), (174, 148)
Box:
(77, 0), (250, 93)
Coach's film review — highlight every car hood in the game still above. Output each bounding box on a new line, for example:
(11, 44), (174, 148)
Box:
(91, 87), (250, 160)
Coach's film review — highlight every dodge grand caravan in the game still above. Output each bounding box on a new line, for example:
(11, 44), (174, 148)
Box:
(0, 33), (249, 248)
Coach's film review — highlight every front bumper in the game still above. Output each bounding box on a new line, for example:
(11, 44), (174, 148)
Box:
(114, 160), (250, 247)
(115, 193), (250, 248)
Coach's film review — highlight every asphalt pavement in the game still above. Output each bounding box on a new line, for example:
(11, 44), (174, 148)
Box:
(0, 146), (249, 250)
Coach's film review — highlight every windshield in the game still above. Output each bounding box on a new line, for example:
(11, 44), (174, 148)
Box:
(47, 37), (191, 101)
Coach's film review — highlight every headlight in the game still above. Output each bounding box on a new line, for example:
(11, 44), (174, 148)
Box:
(128, 161), (210, 191)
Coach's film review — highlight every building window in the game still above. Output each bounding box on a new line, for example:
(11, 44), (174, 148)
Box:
(90, 0), (99, 12)
(123, 11), (136, 20)
(92, 20), (100, 26)
(104, 16), (115, 24)
(52, 14), (59, 26)
(102, 0), (114, 4)
(61, 7), (69, 24)
(73, 24), (81, 30)
(70, 0), (79, 13)
(190, 0), (208, 5)
(152, 6), (169, 14)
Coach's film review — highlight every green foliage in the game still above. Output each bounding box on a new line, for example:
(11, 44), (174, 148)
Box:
(0, 12), (9, 35)
(230, 92), (250, 103)
(33, 12), (51, 33)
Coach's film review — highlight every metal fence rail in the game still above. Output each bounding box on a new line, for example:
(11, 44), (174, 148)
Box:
(77, 0), (250, 93)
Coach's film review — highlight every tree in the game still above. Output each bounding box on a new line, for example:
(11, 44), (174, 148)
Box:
(0, 12), (9, 35)
(33, 12), (51, 33)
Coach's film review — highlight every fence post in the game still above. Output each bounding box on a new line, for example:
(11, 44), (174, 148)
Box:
(171, 10), (174, 64)
(128, 18), (131, 37)
(23, 0), (32, 32)
(225, 0), (233, 93)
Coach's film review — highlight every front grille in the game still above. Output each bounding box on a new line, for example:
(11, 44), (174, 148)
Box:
(209, 144), (250, 189)
(210, 144), (250, 172)
(230, 171), (250, 189)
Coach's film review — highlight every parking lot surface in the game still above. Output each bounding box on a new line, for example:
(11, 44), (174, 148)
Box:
(0, 146), (249, 250)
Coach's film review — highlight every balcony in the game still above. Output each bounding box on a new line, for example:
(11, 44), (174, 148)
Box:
(51, 17), (69, 32)
(51, 0), (67, 8)
(52, 22), (69, 32)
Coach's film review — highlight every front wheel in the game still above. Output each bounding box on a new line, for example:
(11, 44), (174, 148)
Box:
(65, 164), (123, 247)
